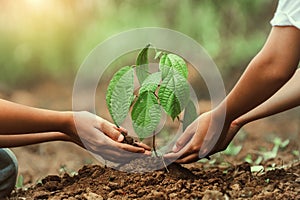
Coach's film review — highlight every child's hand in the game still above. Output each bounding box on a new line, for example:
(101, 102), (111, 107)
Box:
(68, 111), (151, 163)
(165, 111), (231, 163)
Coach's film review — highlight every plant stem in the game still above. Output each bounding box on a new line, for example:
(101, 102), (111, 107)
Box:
(161, 156), (169, 173)
(152, 132), (158, 157)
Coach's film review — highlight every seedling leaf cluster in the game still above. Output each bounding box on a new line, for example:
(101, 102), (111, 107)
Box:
(106, 44), (197, 141)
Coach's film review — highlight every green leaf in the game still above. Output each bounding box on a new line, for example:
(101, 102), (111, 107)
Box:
(131, 91), (161, 139)
(16, 175), (24, 189)
(139, 72), (161, 94)
(136, 44), (150, 85)
(106, 66), (134, 126)
(159, 54), (188, 80)
(183, 99), (198, 130)
(279, 139), (289, 149)
(265, 178), (270, 184)
(292, 150), (300, 157)
(273, 137), (282, 146)
(158, 69), (190, 120)
(255, 156), (263, 165)
(244, 154), (253, 164)
(261, 150), (277, 161)
(250, 165), (264, 173)
(223, 142), (242, 156)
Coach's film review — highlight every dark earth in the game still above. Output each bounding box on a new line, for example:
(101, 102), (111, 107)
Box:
(9, 161), (300, 199)
(2, 82), (300, 199)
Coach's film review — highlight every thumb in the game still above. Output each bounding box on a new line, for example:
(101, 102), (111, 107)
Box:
(172, 125), (195, 152)
(107, 126), (125, 142)
(99, 120), (125, 142)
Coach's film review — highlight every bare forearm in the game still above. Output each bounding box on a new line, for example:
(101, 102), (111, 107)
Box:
(222, 56), (295, 122)
(237, 68), (300, 124)
(0, 132), (72, 148)
(0, 99), (74, 136)
(215, 27), (300, 123)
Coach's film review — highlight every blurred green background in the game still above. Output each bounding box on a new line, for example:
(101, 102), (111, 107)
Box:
(0, 0), (276, 90)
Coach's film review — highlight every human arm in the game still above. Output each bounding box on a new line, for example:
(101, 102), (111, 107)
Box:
(0, 99), (73, 136)
(217, 26), (300, 123)
(234, 68), (300, 125)
(0, 132), (75, 147)
(167, 26), (300, 163)
(220, 67), (300, 148)
(0, 99), (150, 162)
(0, 98), (124, 144)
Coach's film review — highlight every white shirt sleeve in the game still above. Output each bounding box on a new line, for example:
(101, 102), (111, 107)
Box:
(270, 0), (300, 29)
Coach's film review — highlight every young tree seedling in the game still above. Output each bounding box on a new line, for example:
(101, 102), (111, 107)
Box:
(106, 44), (197, 155)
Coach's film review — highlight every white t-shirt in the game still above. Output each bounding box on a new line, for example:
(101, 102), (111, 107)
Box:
(270, 0), (300, 29)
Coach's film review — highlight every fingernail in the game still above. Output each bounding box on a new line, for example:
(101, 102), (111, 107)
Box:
(140, 149), (145, 153)
(172, 144), (179, 152)
(117, 134), (124, 142)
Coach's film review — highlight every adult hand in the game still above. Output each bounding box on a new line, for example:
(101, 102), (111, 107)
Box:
(165, 111), (231, 164)
(69, 111), (151, 163)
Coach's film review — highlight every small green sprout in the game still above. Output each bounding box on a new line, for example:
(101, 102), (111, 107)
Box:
(250, 165), (264, 173)
(265, 178), (270, 184)
(15, 175), (24, 189)
(292, 150), (300, 157)
(223, 142), (242, 156)
(244, 154), (253, 164)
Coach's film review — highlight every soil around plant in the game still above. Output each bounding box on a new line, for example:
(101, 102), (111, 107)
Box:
(4, 83), (300, 200)
(118, 157), (196, 179)
(10, 161), (300, 199)
(121, 133), (141, 148)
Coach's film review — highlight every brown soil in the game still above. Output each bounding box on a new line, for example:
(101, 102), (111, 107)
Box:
(121, 134), (140, 148)
(122, 135), (135, 145)
(2, 82), (300, 199)
(10, 161), (300, 199)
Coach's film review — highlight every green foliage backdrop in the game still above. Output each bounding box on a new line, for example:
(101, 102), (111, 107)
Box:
(0, 0), (275, 88)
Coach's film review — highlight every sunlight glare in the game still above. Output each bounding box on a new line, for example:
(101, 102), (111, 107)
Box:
(26, 0), (49, 10)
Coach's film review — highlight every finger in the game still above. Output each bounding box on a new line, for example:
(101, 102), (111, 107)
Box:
(198, 147), (210, 159)
(100, 122), (124, 142)
(143, 150), (152, 155)
(172, 139), (202, 162)
(87, 144), (140, 163)
(164, 143), (192, 160)
(176, 153), (199, 164)
(134, 142), (151, 151)
(164, 152), (179, 161)
(95, 116), (124, 141)
(172, 125), (195, 152)
(199, 128), (231, 158)
(165, 145), (198, 163)
(116, 142), (146, 153)
(94, 144), (151, 164)
(204, 140), (227, 158)
(115, 126), (128, 135)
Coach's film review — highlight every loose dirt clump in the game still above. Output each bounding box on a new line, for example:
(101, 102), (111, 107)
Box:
(11, 161), (300, 199)
(118, 157), (196, 179)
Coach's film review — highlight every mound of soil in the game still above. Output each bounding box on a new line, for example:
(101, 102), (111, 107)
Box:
(117, 156), (195, 178)
(11, 161), (300, 199)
